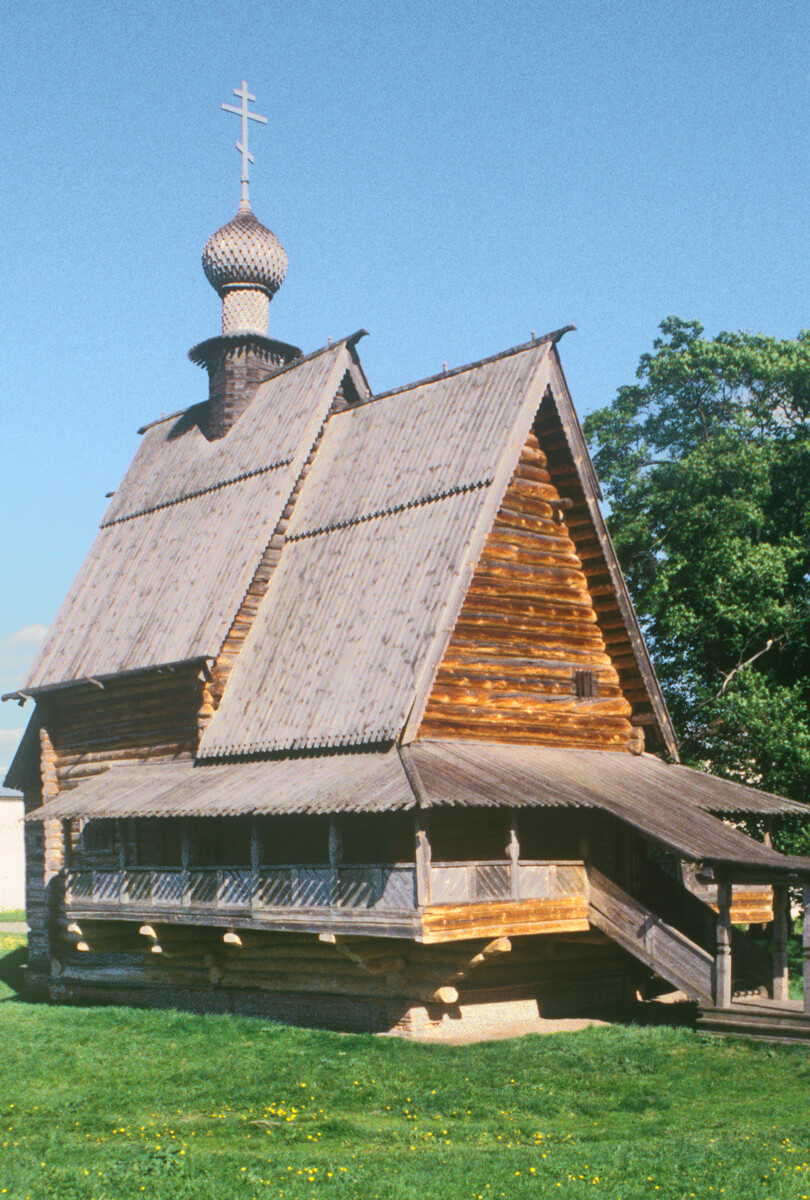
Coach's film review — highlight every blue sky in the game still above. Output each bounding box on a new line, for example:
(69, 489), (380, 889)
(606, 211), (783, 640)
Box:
(2, 0), (809, 776)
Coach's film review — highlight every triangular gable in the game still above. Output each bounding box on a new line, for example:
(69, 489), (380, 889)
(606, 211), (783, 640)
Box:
(198, 338), (556, 757)
(541, 349), (677, 757)
(24, 341), (354, 691)
(409, 347), (677, 758)
(414, 427), (636, 750)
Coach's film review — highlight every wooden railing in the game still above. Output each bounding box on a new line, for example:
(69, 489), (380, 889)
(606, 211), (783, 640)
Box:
(587, 865), (715, 1005)
(65, 864), (418, 913)
(64, 859), (588, 914)
(430, 860), (587, 904)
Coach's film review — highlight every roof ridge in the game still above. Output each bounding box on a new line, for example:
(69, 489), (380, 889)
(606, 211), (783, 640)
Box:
(367, 325), (575, 405)
(100, 456), (293, 528)
(287, 478), (492, 542)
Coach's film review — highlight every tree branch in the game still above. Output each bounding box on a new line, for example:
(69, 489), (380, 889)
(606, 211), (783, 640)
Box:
(717, 637), (782, 695)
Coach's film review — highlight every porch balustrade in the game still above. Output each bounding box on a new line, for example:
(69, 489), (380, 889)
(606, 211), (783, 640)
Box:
(64, 859), (586, 915)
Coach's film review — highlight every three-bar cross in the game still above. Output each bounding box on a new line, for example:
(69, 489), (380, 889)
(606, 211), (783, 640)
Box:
(221, 80), (268, 208)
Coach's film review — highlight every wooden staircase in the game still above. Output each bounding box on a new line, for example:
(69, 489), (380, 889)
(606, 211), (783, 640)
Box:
(587, 865), (715, 1005)
(638, 863), (772, 994)
(697, 1000), (810, 1045)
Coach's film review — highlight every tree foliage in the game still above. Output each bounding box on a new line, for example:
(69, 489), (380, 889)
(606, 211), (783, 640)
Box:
(583, 317), (810, 853)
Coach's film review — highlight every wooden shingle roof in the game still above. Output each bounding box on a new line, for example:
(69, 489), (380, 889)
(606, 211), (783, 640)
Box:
(23, 341), (353, 691)
(198, 338), (558, 756)
(28, 742), (810, 875)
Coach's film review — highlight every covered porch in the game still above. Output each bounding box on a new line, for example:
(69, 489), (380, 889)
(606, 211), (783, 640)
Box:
(29, 741), (810, 992)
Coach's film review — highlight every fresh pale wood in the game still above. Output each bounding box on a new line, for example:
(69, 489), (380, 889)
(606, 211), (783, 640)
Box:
(420, 898), (589, 943)
(417, 429), (634, 749)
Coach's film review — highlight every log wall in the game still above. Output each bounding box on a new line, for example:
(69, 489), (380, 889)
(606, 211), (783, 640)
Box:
(418, 429), (634, 748)
(39, 667), (201, 787)
(45, 921), (646, 1033)
(532, 395), (657, 738)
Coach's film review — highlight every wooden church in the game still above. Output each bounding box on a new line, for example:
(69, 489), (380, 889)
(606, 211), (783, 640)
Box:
(6, 85), (810, 1039)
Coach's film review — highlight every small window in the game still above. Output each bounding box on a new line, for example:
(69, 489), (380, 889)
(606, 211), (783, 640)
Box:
(573, 669), (598, 700)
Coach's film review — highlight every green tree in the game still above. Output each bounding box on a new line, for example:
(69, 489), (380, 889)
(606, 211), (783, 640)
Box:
(583, 317), (810, 854)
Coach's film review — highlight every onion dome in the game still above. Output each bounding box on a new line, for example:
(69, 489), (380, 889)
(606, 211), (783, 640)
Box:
(202, 204), (288, 298)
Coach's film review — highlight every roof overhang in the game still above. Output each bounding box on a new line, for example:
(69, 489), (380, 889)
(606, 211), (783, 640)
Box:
(29, 749), (416, 821)
(28, 741), (810, 880)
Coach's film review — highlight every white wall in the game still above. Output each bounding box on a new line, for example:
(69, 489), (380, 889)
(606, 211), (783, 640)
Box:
(0, 794), (25, 910)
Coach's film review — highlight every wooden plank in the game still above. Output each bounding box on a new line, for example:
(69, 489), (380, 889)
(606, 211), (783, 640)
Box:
(420, 897), (588, 943)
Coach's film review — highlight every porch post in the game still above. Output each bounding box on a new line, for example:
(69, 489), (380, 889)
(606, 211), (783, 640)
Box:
(250, 816), (261, 914)
(803, 884), (810, 1014)
(117, 819), (127, 905)
(414, 811), (432, 907)
(328, 816), (342, 910)
(772, 883), (789, 1004)
(715, 879), (733, 1008)
(507, 814), (520, 900)
(181, 819), (191, 909)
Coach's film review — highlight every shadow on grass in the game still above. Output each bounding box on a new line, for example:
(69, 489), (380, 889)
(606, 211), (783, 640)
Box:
(0, 945), (28, 997)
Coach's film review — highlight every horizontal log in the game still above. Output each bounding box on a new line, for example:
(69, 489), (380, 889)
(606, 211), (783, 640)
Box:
(465, 582), (593, 608)
(491, 515), (577, 548)
(456, 595), (598, 622)
(512, 464), (552, 484)
(442, 639), (611, 665)
(473, 559), (590, 589)
(57, 746), (195, 770)
(433, 666), (622, 692)
(451, 616), (605, 647)
(426, 691), (632, 717)
(218, 966), (457, 1005)
(416, 721), (631, 748)
(420, 700), (633, 725)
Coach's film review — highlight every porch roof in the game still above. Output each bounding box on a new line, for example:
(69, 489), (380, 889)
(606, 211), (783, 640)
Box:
(28, 742), (810, 878)
(29, 749), (415, 820)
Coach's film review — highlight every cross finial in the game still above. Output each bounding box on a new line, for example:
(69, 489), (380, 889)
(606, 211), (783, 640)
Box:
(221, 80), (268, 210)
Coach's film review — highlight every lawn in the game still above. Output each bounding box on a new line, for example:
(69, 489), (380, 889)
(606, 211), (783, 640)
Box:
(1, 934), (809, 1200)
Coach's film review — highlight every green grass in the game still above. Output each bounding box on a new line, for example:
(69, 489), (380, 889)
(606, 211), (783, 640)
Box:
(1, 935), (809, 1200)
(0, 910), (25, 924)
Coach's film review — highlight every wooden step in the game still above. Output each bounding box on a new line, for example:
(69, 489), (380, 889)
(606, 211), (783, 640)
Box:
(697, 1002), (810, 1043)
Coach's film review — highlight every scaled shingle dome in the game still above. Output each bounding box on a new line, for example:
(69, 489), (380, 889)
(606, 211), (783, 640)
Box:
(202, 204), (288, 297)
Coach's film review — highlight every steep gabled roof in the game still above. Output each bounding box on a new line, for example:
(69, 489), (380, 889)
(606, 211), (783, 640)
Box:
(24, 341), (354, 691)
(199, 337), (557, 756)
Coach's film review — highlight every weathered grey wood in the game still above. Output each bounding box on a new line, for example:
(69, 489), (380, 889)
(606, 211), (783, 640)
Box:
(507, 815), (519, 900)
(803, 885), (810, 1015)
(587, 865), (714, 1004)
(250, 816), (261, 874)
(414, 812), (432, 907)
(715, 880), (733, 1009)
(773, 883), (789, 1004)
(180, 820), (191, 908)
(328, 817), (342, 910)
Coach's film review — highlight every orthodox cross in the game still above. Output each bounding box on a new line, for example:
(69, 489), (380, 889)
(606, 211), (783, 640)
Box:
(221, 81), (268, 208)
